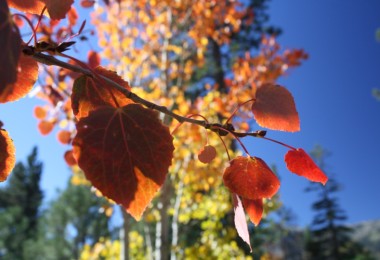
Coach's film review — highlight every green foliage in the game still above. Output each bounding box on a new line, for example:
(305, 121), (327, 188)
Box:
(35, 180), (112, 260)
(0, 147), (43, 259)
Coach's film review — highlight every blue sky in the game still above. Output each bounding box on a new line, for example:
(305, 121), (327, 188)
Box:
(1, 1), (380, 227)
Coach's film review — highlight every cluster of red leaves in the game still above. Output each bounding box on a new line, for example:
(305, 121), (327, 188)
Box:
(0, 0), (328, 252)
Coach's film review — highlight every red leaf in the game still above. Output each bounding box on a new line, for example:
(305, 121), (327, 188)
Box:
(285, 148), (328, 185)
(57, 130), (71, 144)
(252, 84), (300, 132)
(232, 193), (252, 252)
(71, 66), (133, 119)
(72, 104), (174, 220)
(223, 156), (280, 200)
(242, 198), (263, 226)
(38, 120), (55, 136)
(88, 50), (100, 68)
(0, 127), (16, 182)
(0, 52), (39, 103)
(42, 0), (74, 20)
(7, 0), (46, 15)
(0, 1), (21, 89)
(64, 150), (77, 166)
(80, 0), (96, 8)
(198, 145), (216, 164)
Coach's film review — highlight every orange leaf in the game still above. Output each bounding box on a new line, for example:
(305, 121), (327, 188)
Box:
(38, 120), (55, 136)
(64, 150), (77, 166)
(198, 145), (216, 164)
(33, 106), (47, 119)
(42, 0), (74, 20)
(252, 84), (300, 132)
(72, 104), (174, 220)
(0, 52), (39, 103)
(232, 193), (252, 252)
(7, 0), (46, 15)
(242, 198), (263, 226)
(88, 50), (100, 68)
(71, 66), (133, 119)
(0, 127), (16, 182)
(57, 130), (71, 144)
(285, 148), (328, 185)
(0, 1), (21, 89)
(223, 156), (280, 200)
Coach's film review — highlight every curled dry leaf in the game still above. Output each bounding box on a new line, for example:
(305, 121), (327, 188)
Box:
(0, 128), (16, 182)
(57, 130), (72, 145)
(72, 66), (133, 119)
(285, 148), (328, 185)
(72, 104), (174, 220)
(232, 193), (252, 252)
(38, 120), (55, 136)
(198, 144), (216, 164)
(223, 156), (280, 200)
(252, 84), (300, 132)
(242, 198), (263, 226)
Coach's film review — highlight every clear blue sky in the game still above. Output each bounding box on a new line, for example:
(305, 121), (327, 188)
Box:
(1, 1), (379, 227)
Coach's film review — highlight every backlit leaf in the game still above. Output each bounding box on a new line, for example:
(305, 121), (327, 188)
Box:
(33, 106), (47, 119)
(232, 193), (252, 252)
(38, 120), (54, 135)
(42, 0), (74, 20)
(64, 150), (77, 166)
(7, 0), (46, 15)
(72, 104), (174, 220)
(0, 126), (16, 182)
(57, 130), (71, 144)
(252, 84), (300, 132)
(0, 52), (39, 103)
(0, 1), (21, 89)
(72, 66), (133, 119)
(88, 50), (100, 68)
(285, 148), (328, 185)
(198, 144), (216, 164)
(80, 0), (95, 8)
(223, 156), (280, 200)
(242, 198), (263, 226)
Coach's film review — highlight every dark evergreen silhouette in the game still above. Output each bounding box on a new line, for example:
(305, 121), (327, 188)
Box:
(0, 147), (43, 259)
(305, 145), (374, 260)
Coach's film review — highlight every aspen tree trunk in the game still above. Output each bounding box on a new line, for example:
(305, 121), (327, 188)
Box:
(121, 209), (131, 260)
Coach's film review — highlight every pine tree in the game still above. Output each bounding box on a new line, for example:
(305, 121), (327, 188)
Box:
(38, 179), (112, 260)
(0, 147), (43, 259)
(305, 145), (374, 260)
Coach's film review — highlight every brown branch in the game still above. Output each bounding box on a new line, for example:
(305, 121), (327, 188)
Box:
(30, 52), (263, 139)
